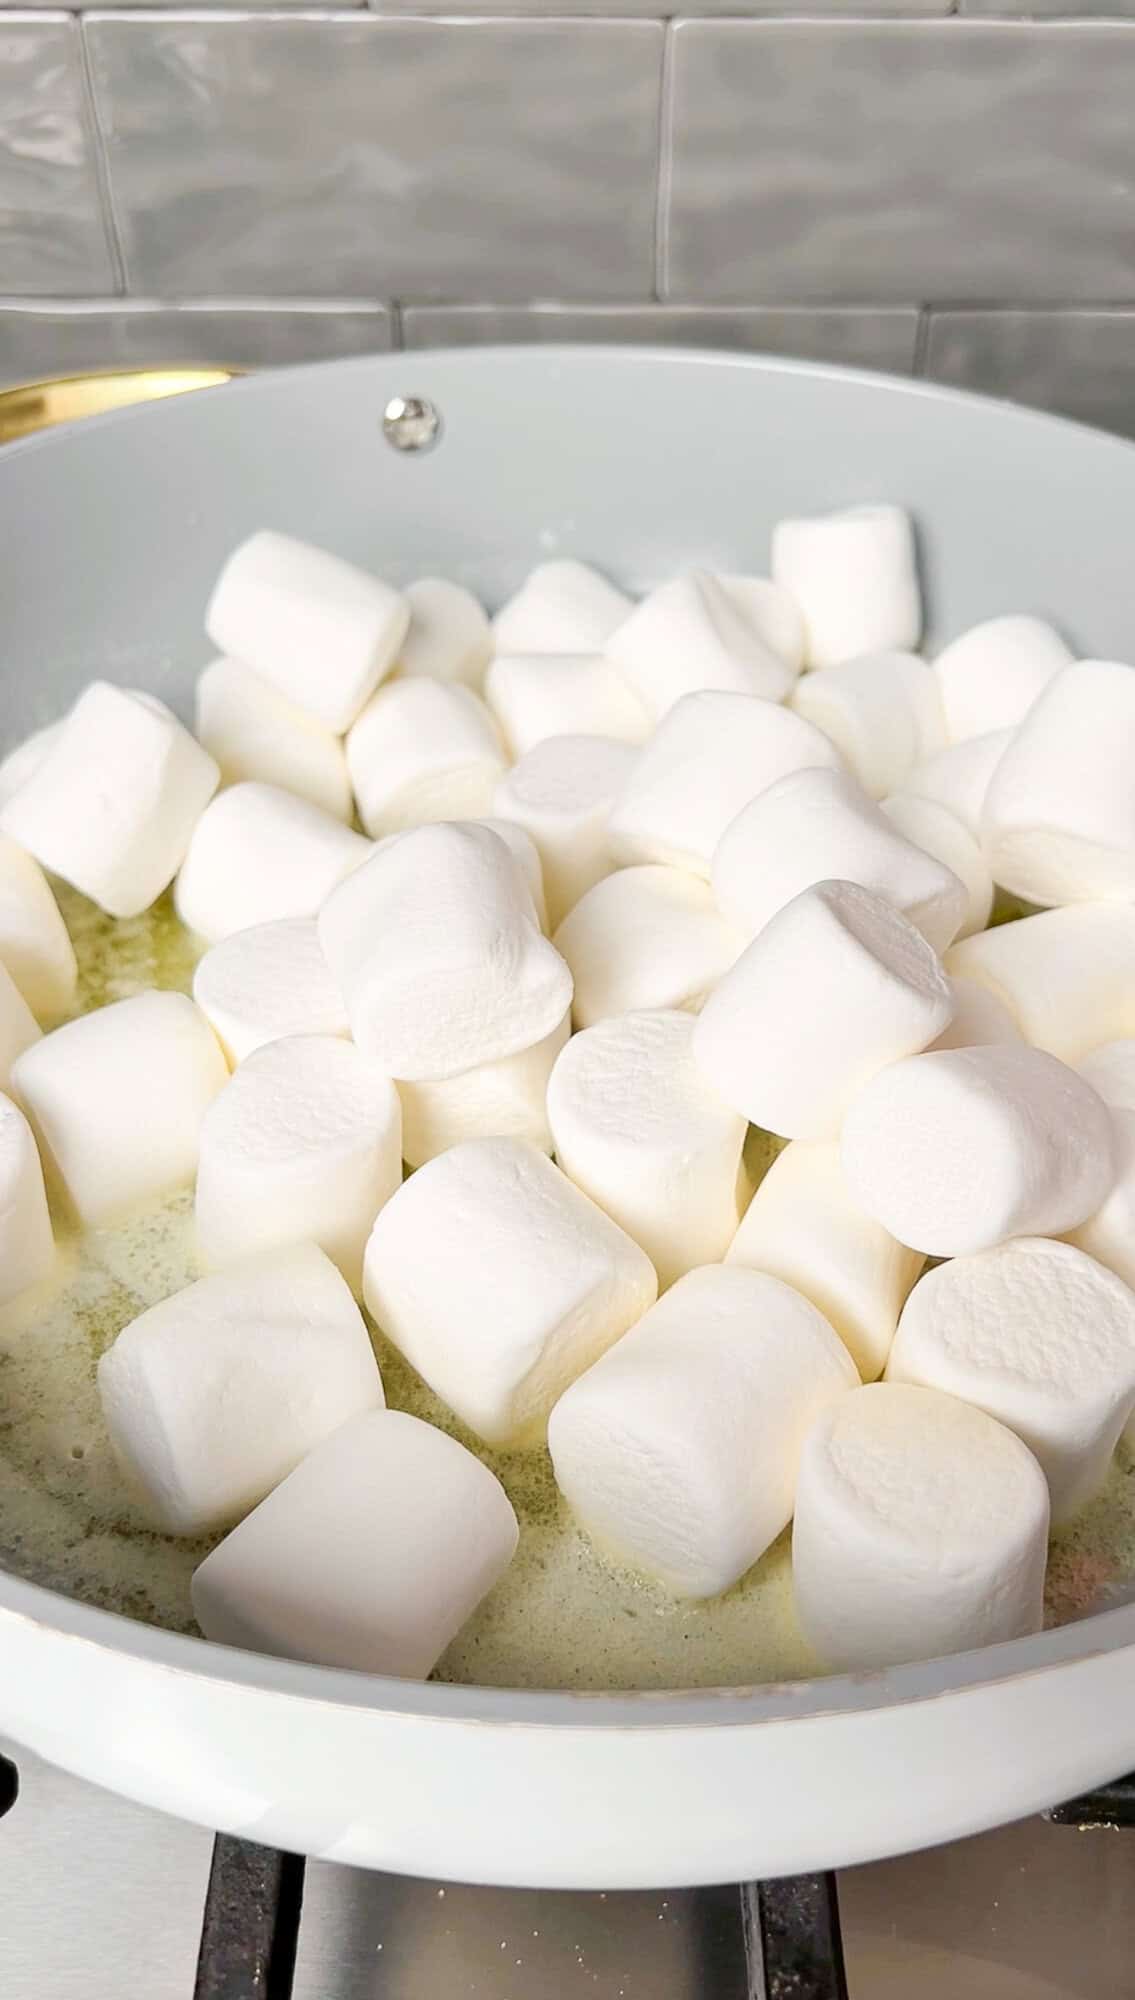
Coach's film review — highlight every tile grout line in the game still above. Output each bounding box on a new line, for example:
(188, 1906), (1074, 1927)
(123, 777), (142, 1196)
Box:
(651, 18), (676, 301)
(75, 18), (129, 298)
(911, 305), (931, 374)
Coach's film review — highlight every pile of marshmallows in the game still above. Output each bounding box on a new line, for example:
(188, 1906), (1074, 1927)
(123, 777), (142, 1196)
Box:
(2, 511), (1135, 1683)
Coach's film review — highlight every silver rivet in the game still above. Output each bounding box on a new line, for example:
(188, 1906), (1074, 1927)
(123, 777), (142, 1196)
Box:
(382, 394), (441, 453)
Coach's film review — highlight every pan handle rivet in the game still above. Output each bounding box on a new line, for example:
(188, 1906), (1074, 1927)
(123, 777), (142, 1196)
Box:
(382, 394), (442, 453)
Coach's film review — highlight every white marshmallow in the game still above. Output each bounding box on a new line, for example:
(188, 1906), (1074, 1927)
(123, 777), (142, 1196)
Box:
(548, 1265), (857, 1598)
(493, 735), (636, 927)
(97, 1244), (383, 1535)
(13, 990), (227, 1226)
(609, 690), (841, 880)
(880, 792), (993, 940)
(605, 572), (805, 721)
(727, 1140), (923, 1381)
(902, 728), (1014, 842)
(1069, 1108), (1135, 1293)
(396, 577), (492, 689)
(192, 917), (350, 1067)
(888, 1239), (1135, 1521)
(195, 1035), (402, 1293)
(692, 881), (953, 1140)
(483, 653), (649, 759)
(1079, 1040), (1135, 1113)
(792, 1383), (1049, 1670)
(712, 767), (967, 952)
(983, 660), (1135, 904)
(398, 1010), (570, 1169)
(945, 903), (1135, 1063)
(492, 560), (633, 655)
(472, 818), (548, 931)
(205, 530), (409, 732)
(0, 1092), (54, 1305)
(554, 865), (744, 1030)
(176, 782), (370, 945)
(771, 504), (922, 668)
(0, 836), (76, 1023)
(930, 976), (1022, 1051)
(0, 723), (61, 808)
(546, 1010), (751, 1289)
(0, 957), (41, 1088)
(790, 651), (944, 798)
(0, 682), (219, 920)
(363, 1137), (657, 1447)
(192, 1409), (517, 1677)
(319, 822), (571, 1079)
(933, 615), (1072, 743)
(841, 1044), (1114, 1258)
(195, 657), (352, 822)
(347, 680), (507, 838)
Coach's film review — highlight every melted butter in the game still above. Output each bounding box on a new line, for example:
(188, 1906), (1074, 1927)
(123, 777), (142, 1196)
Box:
(0, 889), (1133, 1690)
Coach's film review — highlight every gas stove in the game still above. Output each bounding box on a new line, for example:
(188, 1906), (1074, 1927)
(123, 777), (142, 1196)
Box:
(4, 1739), (1134, 1998)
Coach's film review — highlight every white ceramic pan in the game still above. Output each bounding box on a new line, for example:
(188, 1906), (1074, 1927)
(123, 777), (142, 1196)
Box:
(2, 347), (1135, 1889)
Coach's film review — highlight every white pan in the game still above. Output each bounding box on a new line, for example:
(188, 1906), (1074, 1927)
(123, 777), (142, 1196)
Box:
(2, 346), (1134, 1889)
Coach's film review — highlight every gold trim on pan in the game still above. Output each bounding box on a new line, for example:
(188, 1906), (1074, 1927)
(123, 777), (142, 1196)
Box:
(0, 367), (238, 445)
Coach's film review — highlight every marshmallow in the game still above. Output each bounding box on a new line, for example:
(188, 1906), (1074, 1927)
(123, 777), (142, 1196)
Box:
(1069, 1108), (1135, 1294)
(483, 653), (649, 759)
(195, 657), (352, 822)
(0, 836), (76, 1024)
(347, 680), (507, 839)
(192, 1409), (517, 1677)
(473, 818), (548, 931)
(983, 661), (1135, 904)
(319, 822), (571, 1079)
(0, 957), (41, 1088)
(930, 976), (1022, 1051)
(0, 682), (219, 920)
(771, 504), (922, 668)
(727, 1140), (923, 1381)
(398, 1010), (570, 1169)
(396, 577), (492, 689)
(548, 1265), (857, 1598)
(13, 990), (227, 1226)
(888, 1239), (1135, 1521)
(554, 865), (744, 1030)
(945, 903), (1135, 1063)
(192, 917), (350, 1067)
(790, 652), (944, 798)
(712, 767), (967, 952)
(881, 792), (993, 940)
(195, 1035), (402, 1293)
(903, 728), (1015, 842)
(1079, 1040), (1135, 1113)
(546, 1010), (751, 1289)
(692, 881), (953, 1140)
(0, 1092), (54, 1305)
(492, 560), (633, 655)
(841, 1044), (1114, 1258)
(205, 530), (409, 731)
(493, 735), (636, 927)
(933, 615), (1072, 743)
(0, 723), (61, 808)
(176, 782), (369, 945)
(98, 1244), (383, 1535)
(605, 572), (805, 721)
(792, 1383), (1049, 1670)
(609, 690), (841, 880)
(363, 1137), (657, 1446)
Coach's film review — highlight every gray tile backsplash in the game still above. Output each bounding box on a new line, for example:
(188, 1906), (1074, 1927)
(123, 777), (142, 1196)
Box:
(0, 4), (1132, 439)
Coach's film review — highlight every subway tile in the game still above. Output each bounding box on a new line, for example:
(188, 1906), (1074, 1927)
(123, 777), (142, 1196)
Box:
(369, 0), (953, 12)
(0, 15), (115, 295)
(665, 20), (1135, 305)
(0, 299), (393, 387)
(84, 14), (663, 300)
(401, 302), (921, 373)
(961, 0), (1135, 13)
(924, 310), (1135, 440)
